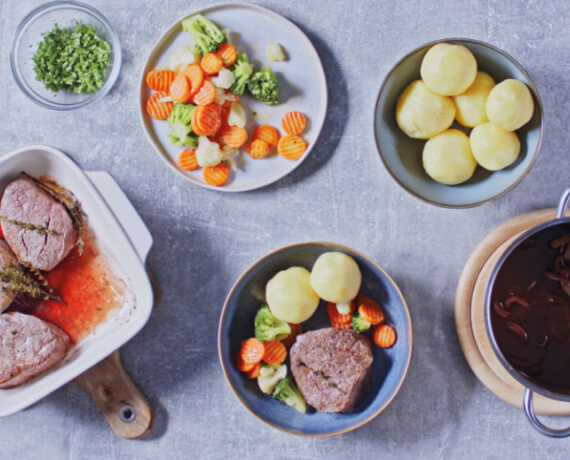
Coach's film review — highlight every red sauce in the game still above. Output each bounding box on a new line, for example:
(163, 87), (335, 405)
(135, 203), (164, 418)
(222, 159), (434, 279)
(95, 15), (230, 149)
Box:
(31, 235), (126, 345)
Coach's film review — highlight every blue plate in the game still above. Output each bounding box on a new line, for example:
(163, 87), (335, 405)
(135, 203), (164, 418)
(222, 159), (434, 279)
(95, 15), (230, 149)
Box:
(218, 242), (413, 436)
(373, 38), (543, 208)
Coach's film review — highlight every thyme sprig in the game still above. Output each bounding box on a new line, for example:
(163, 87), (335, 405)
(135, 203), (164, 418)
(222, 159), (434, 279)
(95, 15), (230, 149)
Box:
(0, 215), (57, 236)
(0, 263), (63, 303)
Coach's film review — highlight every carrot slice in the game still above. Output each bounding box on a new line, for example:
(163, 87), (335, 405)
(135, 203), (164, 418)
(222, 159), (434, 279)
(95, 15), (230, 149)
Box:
(203, 162), (229, 186)
(194, 104), (222, 136)
(169, 74), (191, 103)
(373, 324), (397, 348)
(281, 111), (307, 135)
(179, 64), (204, 95)
(357, 298), (384, 326)
(277, 135), (306, 160)
(218, 126), (248, 148)
(216, 43), (237, 67)
(178, 149), (199, 170)
(146, 69), (177, 92)
(281, 323), (302, 348)
(200, 52), (224, 75)
(246, 362), (262, 379)
(146, 91), (173, 120)
(192, 80), (216, 105)
(191, 108), (209, 136)
(262, 340), (287, 365)
(248, 139), (270, 159)
(240, 338), (265, 364)
(251, 125), (280, 150)
(237, 355), (256, 372)
(327, 302), (354, 330)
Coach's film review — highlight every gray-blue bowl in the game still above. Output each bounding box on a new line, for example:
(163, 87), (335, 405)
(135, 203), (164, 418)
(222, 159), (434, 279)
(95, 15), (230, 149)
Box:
(373, 38), (543, 208)
(218, 242), (413, 436)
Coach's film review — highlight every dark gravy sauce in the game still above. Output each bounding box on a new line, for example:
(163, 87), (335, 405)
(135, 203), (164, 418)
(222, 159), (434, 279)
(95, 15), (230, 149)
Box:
(491, 224), (570, 394)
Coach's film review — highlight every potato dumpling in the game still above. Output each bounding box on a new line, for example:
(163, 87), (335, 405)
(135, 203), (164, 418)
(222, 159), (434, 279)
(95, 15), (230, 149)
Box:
(310, 252), (361, 304)
(266, 267), (319, 324)
(396, 80), (455, 139)
(454, 71), (495, 127)
(420, 43), (477, 96)
(486, 79), (534, 131)
(422, 129), (477, 185)
(470, 122), (521, 171)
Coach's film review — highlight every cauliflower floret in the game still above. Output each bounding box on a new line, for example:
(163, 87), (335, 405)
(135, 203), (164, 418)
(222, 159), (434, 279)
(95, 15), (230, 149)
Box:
(228, 102), (247, 128)
(221, 145), (239, 161)
(257, 364), (287, 394)
(168, 45), (199, 73)
(214, 87), (239, 105)
(266, 43), (286, 62)
(211, 68), (236, 89)
(196, 136), (223, 167)
(222, 145), (240, 171)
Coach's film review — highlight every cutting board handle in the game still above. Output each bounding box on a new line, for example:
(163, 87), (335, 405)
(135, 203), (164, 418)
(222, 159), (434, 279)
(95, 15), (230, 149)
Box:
(73, 351), (153, 439)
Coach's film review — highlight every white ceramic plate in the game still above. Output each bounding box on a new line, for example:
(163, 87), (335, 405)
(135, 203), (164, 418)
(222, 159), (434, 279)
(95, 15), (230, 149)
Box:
(139, 2), (327, 192)
(0, 145), (153, 416)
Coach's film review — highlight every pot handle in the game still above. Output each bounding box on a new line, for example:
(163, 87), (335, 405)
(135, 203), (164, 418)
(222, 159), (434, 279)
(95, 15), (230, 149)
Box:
(556, 188), (570, 219)
(524, 388), (570, 437)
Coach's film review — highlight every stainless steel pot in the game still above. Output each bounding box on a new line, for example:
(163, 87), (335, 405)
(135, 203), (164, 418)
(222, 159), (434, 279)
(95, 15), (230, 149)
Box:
(485, 188), (570, 437)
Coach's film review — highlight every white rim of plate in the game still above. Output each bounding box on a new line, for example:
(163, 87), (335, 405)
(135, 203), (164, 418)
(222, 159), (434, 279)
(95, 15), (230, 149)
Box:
(138, 1), (328, 192)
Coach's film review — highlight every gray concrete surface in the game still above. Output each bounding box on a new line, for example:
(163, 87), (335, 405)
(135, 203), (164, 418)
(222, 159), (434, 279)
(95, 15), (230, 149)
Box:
(1, 0), (569, 458)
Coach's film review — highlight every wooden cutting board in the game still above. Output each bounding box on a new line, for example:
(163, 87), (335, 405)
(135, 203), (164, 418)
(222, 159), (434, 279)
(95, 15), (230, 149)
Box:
(71, 272), (161, 439)
(455, 208), (570, 415)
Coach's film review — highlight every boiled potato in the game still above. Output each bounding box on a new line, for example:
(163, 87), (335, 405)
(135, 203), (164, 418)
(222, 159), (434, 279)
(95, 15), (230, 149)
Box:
(454, 71), (495, 127)
(310, 252), (361, 304)
(486, 79), (534, 131)
(420, 43), (477, 96)
(265, 267), (319, 323)
(470, 122), (520, 171)
(422, 129), (477, 185)
(396, 80), (455, 139)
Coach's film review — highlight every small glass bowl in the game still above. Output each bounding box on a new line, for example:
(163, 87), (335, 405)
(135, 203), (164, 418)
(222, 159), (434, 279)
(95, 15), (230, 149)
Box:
(10, 0), (121, 110)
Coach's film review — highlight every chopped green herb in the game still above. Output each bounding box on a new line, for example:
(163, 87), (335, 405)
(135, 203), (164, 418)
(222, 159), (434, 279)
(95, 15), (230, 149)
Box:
(33, 23), (111, 93)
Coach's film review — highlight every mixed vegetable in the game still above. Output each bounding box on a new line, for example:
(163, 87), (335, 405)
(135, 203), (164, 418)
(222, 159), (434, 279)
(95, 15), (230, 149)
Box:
(236, 293), (397, 414)
(145, 14), (310, 186)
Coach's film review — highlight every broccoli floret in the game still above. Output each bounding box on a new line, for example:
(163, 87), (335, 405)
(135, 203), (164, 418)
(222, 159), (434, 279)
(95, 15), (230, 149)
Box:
(182, 14), (225, 56)
(230, 54), (253, 96)
(167, 103), (198, 147)
(272, 377), (306, 413)
(352, 314), (372, 334)
(254, 305), (291, 342)
(247, 67), (279, 105)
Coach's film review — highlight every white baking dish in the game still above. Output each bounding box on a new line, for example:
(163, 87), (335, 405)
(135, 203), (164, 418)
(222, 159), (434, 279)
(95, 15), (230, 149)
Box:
(0, 145), (153, 416)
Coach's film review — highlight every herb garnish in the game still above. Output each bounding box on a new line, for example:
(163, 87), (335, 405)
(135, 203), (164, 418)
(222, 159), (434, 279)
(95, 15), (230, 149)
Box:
(32, 23), (111, 93)
(0, 263), (63, 303)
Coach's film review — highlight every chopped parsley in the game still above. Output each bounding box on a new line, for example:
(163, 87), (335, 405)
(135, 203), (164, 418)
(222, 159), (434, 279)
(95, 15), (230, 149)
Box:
(33, 23), (111, 93)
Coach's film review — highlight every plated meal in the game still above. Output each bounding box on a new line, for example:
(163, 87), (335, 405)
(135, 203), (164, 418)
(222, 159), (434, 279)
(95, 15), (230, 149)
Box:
(139, 3), (327, 191)
(218, 242), (412, 436)
(235, 252), (398, 414)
